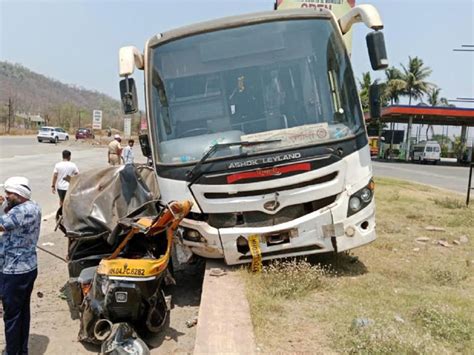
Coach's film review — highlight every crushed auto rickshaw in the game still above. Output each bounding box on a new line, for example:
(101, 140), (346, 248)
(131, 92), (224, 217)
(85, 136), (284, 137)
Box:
(58, 164), (191, 354)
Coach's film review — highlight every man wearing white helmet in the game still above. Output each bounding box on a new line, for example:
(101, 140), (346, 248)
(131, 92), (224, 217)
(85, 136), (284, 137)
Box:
(0, 176), (41, 355)
(108, 134), (123, 166)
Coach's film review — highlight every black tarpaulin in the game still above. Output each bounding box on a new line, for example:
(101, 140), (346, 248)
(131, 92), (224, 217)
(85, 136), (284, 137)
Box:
(61, 164), (160, 238)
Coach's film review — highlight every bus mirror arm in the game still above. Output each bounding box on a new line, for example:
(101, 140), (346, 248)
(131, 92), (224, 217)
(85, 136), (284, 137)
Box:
(338, 4), (383, 34)
(119, 46), (144, 77)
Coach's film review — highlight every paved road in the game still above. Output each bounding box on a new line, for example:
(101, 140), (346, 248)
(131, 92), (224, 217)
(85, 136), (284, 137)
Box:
(0, 135), (145, 217)
(372, 160), (471, 195)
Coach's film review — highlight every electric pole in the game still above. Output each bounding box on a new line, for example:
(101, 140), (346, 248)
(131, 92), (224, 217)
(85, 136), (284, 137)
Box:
(7, 97), (13, 134)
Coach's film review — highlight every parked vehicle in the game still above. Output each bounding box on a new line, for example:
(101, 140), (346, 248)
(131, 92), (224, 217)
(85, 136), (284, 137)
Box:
(118, 2), (388, 265)
(411, 141), (441, 164)
(368, 136), (384, 157)
(37, 126), (69, 143)
(75, 128), (95, 140)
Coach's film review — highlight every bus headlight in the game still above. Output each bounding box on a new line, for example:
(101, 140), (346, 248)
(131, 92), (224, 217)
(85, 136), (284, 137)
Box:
(360, 188), (372, 203)
(347, 180), (375, 217)
(349, 196), (362, 211)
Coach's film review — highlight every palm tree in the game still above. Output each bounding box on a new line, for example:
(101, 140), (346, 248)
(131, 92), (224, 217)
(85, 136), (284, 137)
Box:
(427, 87), (443, 106)
(401, 56), (433, 105)
(425, 87), (451, 140)
(384, 67), (405, 105)
(358, 72), (372, 112)
(400, 57), (433, 160)
(383, 67), (405, 156)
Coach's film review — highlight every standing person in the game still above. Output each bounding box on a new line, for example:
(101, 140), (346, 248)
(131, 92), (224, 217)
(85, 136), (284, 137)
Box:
(122, 139), (135, 165)
(51, 150), (79, 206)
(108, 134), (122, 166)
(0, 177), (41, 355)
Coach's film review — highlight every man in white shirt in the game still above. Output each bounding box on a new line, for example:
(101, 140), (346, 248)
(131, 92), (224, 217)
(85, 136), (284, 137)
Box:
(122, 139), (135, 165)
(51, 150), (79, 206)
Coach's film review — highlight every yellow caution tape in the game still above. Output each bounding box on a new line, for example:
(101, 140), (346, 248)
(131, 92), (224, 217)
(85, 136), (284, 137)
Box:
(248, 234), (262, 273)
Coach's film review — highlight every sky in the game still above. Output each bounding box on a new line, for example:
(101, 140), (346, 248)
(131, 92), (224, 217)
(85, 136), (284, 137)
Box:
(1, 0), (473, 138)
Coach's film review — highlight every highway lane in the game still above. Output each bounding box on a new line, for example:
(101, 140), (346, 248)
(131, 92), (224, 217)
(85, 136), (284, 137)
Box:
(372, 160), (471, 195)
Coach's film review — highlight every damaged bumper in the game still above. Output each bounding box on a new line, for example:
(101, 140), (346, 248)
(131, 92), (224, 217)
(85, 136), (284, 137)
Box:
(179, 199), (376, 265)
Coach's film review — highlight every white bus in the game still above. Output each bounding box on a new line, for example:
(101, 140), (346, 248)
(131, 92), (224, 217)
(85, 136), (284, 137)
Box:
(118, 5), (388, 265)
(411, 141), (441, 164)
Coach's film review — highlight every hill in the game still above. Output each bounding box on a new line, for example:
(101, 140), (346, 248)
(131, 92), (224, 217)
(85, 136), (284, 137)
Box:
(0, 61), (124, 131)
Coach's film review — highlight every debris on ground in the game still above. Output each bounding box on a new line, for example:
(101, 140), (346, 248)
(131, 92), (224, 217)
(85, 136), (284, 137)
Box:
(437, 240), (452, 248)
(413, 248), (420, 252)
(186, 317), (198, 328)
(209, 268), (227, 277)
(42, 242), (55, 246)
(425, 226), (446, 232)
(459, 235), (469, 244)
(394, 315), (405, 323)
(351, 317), (374, 329)
(453, 240), (461, 245)
(415, 237), (430, 243)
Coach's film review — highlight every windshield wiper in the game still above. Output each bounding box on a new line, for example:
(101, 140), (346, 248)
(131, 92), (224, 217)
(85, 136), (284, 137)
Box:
(152, 68), (172, 134)
(186, 139), (281, 184)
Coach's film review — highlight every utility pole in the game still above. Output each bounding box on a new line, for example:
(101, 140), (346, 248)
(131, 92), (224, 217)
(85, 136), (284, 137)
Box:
(7, 97), (13, 134)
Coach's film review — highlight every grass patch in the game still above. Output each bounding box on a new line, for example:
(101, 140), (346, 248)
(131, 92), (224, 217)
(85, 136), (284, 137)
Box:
(246, 259), (333, 299)
(429, 267), (468, 286)
(412, 305), (472, 344)
(432, 197), (466, 209)
(338, 321), (435, 354)
(243, 177), (474, 353)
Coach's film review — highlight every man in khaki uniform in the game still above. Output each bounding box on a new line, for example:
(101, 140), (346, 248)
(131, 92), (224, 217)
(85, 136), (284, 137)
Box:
(108, 134), (123, 166)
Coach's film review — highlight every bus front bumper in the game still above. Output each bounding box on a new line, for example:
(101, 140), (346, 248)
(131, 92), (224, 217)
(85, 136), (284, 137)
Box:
(179, 200), (376, 265)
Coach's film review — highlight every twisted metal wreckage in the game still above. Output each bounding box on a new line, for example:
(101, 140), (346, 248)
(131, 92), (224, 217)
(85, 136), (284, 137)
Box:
(58, 164), (192, 354)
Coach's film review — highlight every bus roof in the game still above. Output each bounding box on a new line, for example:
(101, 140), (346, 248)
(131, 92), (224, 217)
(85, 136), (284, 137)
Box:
(147, 9), (333, 48)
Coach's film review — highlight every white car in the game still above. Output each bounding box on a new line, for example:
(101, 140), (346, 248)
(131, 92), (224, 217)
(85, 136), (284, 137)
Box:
(37, 126), (69, 143)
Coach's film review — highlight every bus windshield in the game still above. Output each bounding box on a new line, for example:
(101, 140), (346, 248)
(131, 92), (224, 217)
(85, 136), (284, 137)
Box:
(149, 18), (362, 164)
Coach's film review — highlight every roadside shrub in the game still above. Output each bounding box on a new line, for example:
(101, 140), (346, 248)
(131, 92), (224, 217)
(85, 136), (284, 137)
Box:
(430, 267), (468, 286)
(432, 197), (465, 209)
(412, 305), (472, 344)
(256, 259), (332, 299)
(340, 322), (435, 354)
(406, 213), (423, 221)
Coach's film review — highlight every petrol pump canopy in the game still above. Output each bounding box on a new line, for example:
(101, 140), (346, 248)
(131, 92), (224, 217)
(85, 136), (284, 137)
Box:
(368, 105), (474, 126)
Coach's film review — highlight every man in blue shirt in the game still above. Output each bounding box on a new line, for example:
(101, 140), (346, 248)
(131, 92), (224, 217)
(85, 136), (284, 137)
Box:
(122, 139), (135, 165)
(0, 176), (41, 355)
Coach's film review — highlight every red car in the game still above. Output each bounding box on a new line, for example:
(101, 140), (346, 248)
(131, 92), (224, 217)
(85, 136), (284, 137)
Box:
(75, 128), (95, 139)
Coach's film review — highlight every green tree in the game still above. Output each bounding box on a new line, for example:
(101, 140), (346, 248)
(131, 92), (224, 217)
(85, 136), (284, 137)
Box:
(424, 87), (445, 140)
(384, 66), (405, 105)
(401, 56), (433, 105)
(358, 72), (372, 112)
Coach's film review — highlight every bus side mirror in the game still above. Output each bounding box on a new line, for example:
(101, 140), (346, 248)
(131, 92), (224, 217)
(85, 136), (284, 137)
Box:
(138, 134), (152, 158)
(366, 31), (388, 70)
(369, 84), (382, 119)
(119, 78), (138, 114)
